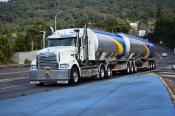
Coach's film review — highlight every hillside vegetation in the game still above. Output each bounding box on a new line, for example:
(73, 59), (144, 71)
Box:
(0, 0), (175, 29)
(0, 0), (175, 63)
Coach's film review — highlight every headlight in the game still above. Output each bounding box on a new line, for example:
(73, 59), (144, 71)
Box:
(60, 64), (69, 68)
(30, 65), (37, 69)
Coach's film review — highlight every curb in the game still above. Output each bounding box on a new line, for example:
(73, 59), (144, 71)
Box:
(159, 76), (175, 105)
(152, 65), (175, 104)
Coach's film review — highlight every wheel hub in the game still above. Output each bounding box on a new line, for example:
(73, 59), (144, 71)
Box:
(73, 72), (78, 82)
(101, 69), (105, 78)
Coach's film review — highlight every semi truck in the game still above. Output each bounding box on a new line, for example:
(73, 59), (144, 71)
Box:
(29, 26), (156, 85)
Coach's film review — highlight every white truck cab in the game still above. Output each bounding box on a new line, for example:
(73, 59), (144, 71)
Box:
(30, 29), (83, 85)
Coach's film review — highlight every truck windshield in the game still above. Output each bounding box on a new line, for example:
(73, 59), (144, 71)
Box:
(48, 37), (76, 47)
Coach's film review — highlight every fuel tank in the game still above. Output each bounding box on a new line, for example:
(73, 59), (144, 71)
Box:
(88, 29), (154, 61)
(118, 33), (155, 59)
(89, 29), (127, 61)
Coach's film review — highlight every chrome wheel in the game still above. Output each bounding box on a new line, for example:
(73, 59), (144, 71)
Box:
(73, 71), (79, 83)
(69, 67), (79, 84)
(135, 65), (138, 72)
(127, 65), (130, 74)
(98, 65), (105, 79)
(106, 66), (112, 78)
(130, 64), (134, 73)
(100, 68), (105, 78)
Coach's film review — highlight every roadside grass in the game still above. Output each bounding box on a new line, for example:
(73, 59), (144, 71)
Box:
(163, 78), (175, 95)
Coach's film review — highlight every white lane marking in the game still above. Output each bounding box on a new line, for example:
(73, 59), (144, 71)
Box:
(0, 84), (30, 90)
(0, 76), (29, 83)
(0, 71), (29, 75)
(159, 72), (175, 74)
(161, 75), (175, 77)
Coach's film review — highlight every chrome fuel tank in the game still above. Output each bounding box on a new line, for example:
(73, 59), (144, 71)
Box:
(88, 30), (154, 61)
(89, 29), (127, 61)
(119, 34), (155, 59)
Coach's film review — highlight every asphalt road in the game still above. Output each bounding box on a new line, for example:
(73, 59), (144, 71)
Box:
(0, 74), (175, 116)
(155, 45), (175, 69)
(0, 45), (175, 100)
(0, 45), (175, 115)
(0, 67), (66, 99)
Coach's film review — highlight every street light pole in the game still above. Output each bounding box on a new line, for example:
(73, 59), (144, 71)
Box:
(112, 25), (122, 33)
(40, 31), (46, 48)
(54, 8), (79, 31)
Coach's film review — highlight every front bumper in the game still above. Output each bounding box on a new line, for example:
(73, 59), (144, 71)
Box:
(29, 69), (70, 84)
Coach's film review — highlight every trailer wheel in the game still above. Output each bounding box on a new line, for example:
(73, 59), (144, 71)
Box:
(151, 62), (154, 70)
(69, 67), (80, 84)
(98, 65), (105, 79)
(126, 64), (130, 74)
(105, 66), (112, 79)
(134, 64), (138, 73)
(153, 62), (156, 69)
(150, 62), (154, 70)
(149, 62), (152, 70)
(130, 62), (134, 74)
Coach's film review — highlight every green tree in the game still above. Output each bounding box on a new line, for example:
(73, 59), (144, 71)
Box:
(14, 21), (51, 51)
(148, 8), (175, 49)
(0, 35), (12, 63)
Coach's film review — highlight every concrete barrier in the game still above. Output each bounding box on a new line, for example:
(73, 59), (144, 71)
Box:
(11, 50), (38, 64)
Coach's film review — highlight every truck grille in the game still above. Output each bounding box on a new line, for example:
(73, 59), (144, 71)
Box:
(37, 53), (58, 70)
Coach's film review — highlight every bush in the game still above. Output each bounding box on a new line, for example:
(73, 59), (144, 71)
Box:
(0, 35), (12, 64)
(24, 59), (31, 64)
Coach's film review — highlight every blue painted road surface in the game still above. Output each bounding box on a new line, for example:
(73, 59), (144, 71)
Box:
(0, 74), (175, 116)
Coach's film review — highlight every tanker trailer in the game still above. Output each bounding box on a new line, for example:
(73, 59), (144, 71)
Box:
(114, 33), (156, 73)
(29, 27), (156, 85)
(90, 30), (155, 74)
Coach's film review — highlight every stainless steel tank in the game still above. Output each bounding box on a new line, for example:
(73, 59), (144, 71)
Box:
(118, 33), (154, 59)
(88, 30), (154, 61)
(89, 29), (124, 61)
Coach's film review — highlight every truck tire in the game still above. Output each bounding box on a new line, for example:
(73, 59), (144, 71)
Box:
(98, 65), (105, 79)
(153, 62), (156, 69)
(69, 67), (80, 84)
(148, 62), (152, 70)
(150, 61), (154, 70)
(126, 64), (130, 74)
(105, 66), (112, 79)
(151, 62), (153, 70)
(130, 62), (134, 74)
(134, 64), (138, 73)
